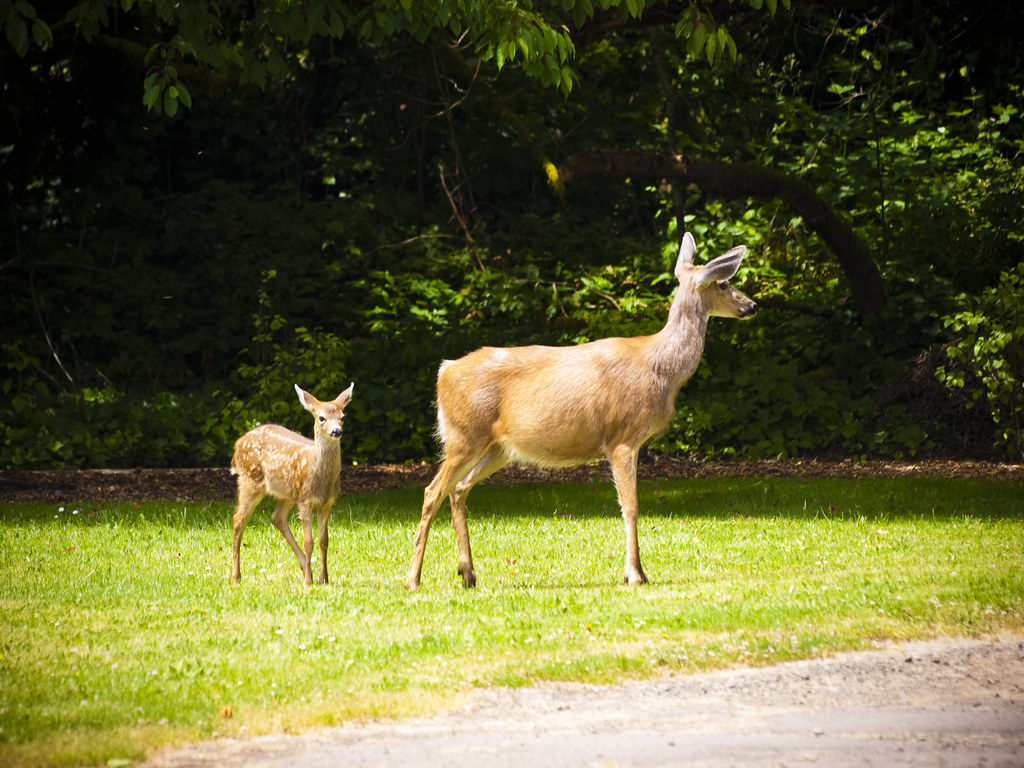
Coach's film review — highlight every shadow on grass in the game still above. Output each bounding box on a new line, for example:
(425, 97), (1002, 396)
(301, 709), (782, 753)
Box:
(2, 475), (1020, 532)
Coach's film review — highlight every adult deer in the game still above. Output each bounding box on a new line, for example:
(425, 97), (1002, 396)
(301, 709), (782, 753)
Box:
(231, 383), (354, 586)
(406, 232), (757, 590)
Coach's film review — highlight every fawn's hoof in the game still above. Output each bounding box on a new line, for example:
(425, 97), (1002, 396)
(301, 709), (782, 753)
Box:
(460, 568), (477, 589)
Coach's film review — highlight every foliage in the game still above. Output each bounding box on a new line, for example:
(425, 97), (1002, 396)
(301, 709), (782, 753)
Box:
(1, 476), (1022, 766)
(1, 2), (1022, 468)
(938, 264), (1024, 460)
(5, 0), (784, 111)
(0, 0), (50, 56)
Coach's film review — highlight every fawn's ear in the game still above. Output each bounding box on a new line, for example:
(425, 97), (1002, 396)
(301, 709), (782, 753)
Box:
(295, 384), (320, 412)
(335, 382), (354, 408)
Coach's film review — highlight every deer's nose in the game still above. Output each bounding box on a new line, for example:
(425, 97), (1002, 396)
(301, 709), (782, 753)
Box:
(330, 427), (343, 438)
(741, 302), (757, 318)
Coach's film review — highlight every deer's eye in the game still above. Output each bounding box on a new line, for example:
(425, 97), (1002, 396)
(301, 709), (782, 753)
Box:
(718, 281), (730, 290)
(319, 416), (326, 423)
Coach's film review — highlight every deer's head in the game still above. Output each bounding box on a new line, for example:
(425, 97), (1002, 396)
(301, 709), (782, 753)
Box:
(674, 232), (758, 320)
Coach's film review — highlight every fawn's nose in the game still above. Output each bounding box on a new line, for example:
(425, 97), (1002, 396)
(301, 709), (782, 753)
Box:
(740, 301), (757, 319)
(330, 427), (343, 438)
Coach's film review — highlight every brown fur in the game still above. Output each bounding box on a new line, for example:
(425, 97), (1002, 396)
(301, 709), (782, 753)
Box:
(230, 383), (354, 586)
(406, 233), (757, 589)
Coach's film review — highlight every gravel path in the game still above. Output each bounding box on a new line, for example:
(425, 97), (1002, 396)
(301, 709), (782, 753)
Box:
(140, 636), (1024, 768)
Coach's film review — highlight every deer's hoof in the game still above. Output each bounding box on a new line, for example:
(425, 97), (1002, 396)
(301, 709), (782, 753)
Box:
(460, 568), (477, 589)
(623, 571), (648, 586)
(405, 576), (422, 591)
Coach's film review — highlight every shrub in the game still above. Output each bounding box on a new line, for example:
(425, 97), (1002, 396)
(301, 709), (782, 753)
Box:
(937, 264), (1024, 460)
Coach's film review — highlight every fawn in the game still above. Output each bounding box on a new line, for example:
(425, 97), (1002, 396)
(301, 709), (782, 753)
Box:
(406, 232), (757, 589)
(230, 383), (354, 586)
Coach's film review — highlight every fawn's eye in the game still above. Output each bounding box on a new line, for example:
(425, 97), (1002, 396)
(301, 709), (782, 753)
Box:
(718, 280), (729, 290)
(319, 416), (326, 423)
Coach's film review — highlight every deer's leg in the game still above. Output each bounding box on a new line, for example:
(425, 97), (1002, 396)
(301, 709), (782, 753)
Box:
(449, 444), (509, 588)
(317, 502), (332, 585)
(270, 500), (310, 585)
(298, 503), (315, 587)
(231, 483), (264, 585)
(609, 445), (647, 586)
(406, 441), (486, 591)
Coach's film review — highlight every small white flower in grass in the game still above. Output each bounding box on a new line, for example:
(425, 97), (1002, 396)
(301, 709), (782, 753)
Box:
(275, 629), (284, 635)
(59, 507), (65, 513)
(73, 509), (80, 515)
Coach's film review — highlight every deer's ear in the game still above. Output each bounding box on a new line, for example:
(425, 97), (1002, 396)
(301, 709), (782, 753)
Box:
(696, 246), (746, 287)
(295, 384), (318, 412)
(674, 232), (697, 279)
(335, 382), (354, 408)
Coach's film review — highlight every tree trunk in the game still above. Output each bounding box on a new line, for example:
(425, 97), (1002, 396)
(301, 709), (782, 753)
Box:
(559, 149), (888, 315)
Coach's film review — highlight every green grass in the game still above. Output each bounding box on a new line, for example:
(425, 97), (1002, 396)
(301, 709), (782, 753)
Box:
(1, 475), (1022, 767)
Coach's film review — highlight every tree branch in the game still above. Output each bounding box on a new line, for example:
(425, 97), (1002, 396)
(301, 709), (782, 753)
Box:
(559, 149), (887, 315)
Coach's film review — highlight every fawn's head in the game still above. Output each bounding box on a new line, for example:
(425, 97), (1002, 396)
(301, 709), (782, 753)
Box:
(294, 383), (355, 440)
(674, 232), (757, 320)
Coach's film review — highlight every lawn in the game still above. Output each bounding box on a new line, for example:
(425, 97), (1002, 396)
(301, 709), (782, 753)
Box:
(1, 475), (1021, 767)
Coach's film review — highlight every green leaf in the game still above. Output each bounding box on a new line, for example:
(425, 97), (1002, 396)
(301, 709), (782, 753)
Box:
(30, 17), (51, 46)
(687, 22), (708, 60)
(143, 83), (162, 109)
(705, 32), (717, 66)
(176, 81), (192, 109)
(6, 17), (29, 57)
(162, 90), (179, 117)
(328, 11), (345, 37)
(518, 32), (531, 59)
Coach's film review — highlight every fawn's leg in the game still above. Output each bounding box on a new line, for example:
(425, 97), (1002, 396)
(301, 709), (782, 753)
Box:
(609, 444), (647, 586)
(298, 503), (315, 587)
(270, 499), (310, 584)
(231, 483), (264, 585)
(317, 502), (332, 584)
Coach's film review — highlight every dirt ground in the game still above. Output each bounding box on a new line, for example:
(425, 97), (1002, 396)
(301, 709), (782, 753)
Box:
(1, 456), (1021, 504)
(139, 636), (1024, 768)
(3, 461), (1021, 767)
